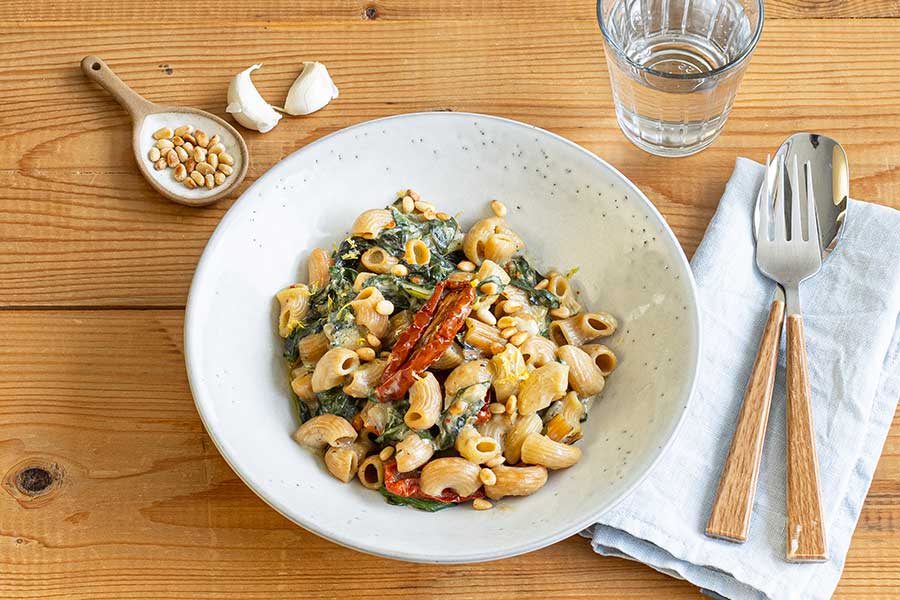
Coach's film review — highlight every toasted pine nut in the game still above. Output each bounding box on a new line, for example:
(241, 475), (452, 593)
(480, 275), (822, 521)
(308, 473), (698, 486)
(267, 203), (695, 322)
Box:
(204, 174), (215, 189)
(152, 127), (173, 140)
(503, 301), (524, 314)
(175, 146), (189, 162)
(500, 327), (517, 339)
(414, 200), (435, 213)
(172, 136), (184, 147)
(184, 158), (196, 173)
(214, 171), (226, 186)
(190, 171), (204, 185)
(174, 125), (193, 137)
(378, 446), (395, 461)
(489, 402), (506, 415)
(490, 199), (508, 217)
(366, 333), (382, 348)
(457, 260), (476, 272)
(148, 147), (161, 162)
(375, 300), (394, 316)
(406, 189), (421, 202)
(208, 152), (219, 170)
(194, 130), (209, 148)
(207, 142), (225, 155)
(485, 455), (505, 468)
(219, 152), (234, 166)
(435, 211), (452, 221)
(196, 162), (215, 175)
(356, 347), (376, 362)
(184, 177), (197, 189)
(182, 134), (197, 144)
(479, 468), (497, 486)
(153, 158), (166, 170)
(217, 163), (233, 176)
(534, 278), (549, 290)
(480, 282), (499, 295)
(549, 307), (571, 319)
(182, 141), (195, 153)
(472, 498), (493, 511)
(497, 316), (516, 329)
(505, 394), (518, 415)
(489, 342), (506, 355)
(510, 331), (530, 346)
(390, 264), (408, 277)
(208, 134), (220, 146)
(155, 139), (174, 150)
(475, 307), (497, 326)
(401, 195), (414, 213)
(174, 164), (187, 182)
(193, 146), (208, 163)
(165, 149), (179, 167)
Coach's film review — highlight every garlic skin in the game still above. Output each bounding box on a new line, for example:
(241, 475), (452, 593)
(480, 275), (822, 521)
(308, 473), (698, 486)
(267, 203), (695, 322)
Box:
(282, 62), (339, 116)
(225, 64), (282, 133)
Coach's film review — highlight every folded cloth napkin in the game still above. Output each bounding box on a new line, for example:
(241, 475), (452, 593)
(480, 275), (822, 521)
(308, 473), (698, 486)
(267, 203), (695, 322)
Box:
(582, 158), (900, 600)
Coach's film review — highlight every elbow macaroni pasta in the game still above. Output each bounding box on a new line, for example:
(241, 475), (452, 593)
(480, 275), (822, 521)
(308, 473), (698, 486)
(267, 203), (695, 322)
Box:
(279, 195), (620, 510)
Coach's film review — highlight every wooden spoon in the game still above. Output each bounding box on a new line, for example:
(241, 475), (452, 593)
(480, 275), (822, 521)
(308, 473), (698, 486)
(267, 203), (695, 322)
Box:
(81, 55), (249, 207)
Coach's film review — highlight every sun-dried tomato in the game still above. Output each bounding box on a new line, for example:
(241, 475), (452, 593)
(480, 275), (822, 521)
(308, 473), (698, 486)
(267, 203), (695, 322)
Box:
(382, 460), (483, 503)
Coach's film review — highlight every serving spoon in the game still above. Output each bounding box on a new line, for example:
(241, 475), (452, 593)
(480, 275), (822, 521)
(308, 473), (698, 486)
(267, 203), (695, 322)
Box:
(81, 55), (249, 207)
(706, 134), (848, 545)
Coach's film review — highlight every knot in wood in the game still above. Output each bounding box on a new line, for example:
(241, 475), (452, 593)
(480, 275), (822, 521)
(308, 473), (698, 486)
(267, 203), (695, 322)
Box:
(17, 467), (54, 495)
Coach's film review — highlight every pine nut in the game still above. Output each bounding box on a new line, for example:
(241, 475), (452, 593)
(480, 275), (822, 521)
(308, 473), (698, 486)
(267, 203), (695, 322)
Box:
(217, 163), (233, 176)
(414, 200), (435, 213)
(457, 260), (476, 272)
(190, 171), (204, 185)
(182, 141), (195, 153)
(480, 282), (499, 295)
(390, 264), (408, 277)
(196, 161), (215, 175)
(207, 143), (225, 155)
(204, 174), (215, 189)
(479, 468), (497, 486)
(148, 147), (161, 162)
(472, 498), (493, 511)
(173, 164), (187, 182)
(497, 316), (517, 329)
(378, 446), (395, 461)
(356, 347), (376, 362)
(503, 300), (524, 314)
(500, 326), (517, 339)
(155, 139), (174, 150)
(172, 136), (184, 147)
(184, 177), (197, 189)
(435, 212), (452, 221)
(175, 146), (189, 162)
(475, 307), (496, 326)
(208, 134), (220, 147)
(214, 171), (226, 186)
(152, 127), (173, 140)
(401, 195), (414, 213)
(534, 278), (549, 290)
(489, 342), (506, 355)
(219, 152), (234, 166)
(485, 455), (505, 468)
(406, 189), (421, 202)
(549, 307), (571, 319)
(208, 152), (219, 170)
(366, 333), (382, 348)
(174, 125), (193, 137)
(194, 130), (209, 148)
(182, 133), (197, 144)
(153, 158), (166, 170)
(505, 394), (517, 415)
(490, 199), (508, 217)
(165, 149), (179, 168)
(489, 402), (506, 415)
(510, 331), (530, 346)
(184, 158), (196, 173)
(193, 146), (208, 162)
(375, 300), (394, 316)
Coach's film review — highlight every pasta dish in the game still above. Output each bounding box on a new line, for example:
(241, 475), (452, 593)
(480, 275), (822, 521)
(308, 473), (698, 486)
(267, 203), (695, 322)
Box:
(275, 191), (618, 511)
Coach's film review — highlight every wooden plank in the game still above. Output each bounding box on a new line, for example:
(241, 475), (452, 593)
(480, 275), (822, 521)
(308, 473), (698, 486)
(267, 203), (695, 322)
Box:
(0, 310), (898, 598)
(0, 0), (896, 21)
(0, 19), (897, 307)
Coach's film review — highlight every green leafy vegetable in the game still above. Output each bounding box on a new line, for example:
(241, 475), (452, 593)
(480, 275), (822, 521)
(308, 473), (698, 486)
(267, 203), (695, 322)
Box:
(375, 400), (413, 444)
(315, 387), (360, 421)
(435, 382), (490, 450)
(379, 486), (456, 512)
(506, 256), (560, 309)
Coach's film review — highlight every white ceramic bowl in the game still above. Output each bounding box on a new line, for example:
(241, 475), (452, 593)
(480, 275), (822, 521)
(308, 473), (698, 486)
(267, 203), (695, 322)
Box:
(185, 112), (700, 563)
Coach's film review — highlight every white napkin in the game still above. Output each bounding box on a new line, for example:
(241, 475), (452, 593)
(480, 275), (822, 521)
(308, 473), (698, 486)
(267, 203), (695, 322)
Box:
(583, 158), (900, 600)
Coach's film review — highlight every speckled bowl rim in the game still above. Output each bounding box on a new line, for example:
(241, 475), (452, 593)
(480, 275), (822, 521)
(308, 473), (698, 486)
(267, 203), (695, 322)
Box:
(184, 111), (702, 563)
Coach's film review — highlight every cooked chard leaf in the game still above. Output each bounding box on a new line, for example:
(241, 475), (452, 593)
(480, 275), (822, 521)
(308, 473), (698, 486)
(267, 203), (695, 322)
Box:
(333, 236), (374, 269)
(379, 487), (455, 512)
(297, 396), (314, 423)
(315, 387), (360, 421)
(435, 382), (490, 450)
(506, 256), (561, 309)
(375, 400), (412, 444)
(509, 280), (561, 309)
(283, 327), (305, 363)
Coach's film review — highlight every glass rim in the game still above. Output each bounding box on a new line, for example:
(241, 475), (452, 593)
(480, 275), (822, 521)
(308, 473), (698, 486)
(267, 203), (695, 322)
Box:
(596, 0), (764, 80)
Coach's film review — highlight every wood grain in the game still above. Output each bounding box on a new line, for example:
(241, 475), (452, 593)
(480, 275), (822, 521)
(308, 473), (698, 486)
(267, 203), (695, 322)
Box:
(785, 314), (828, 562)
(1, 19), (900, 306)
(706, 298), (785, 543)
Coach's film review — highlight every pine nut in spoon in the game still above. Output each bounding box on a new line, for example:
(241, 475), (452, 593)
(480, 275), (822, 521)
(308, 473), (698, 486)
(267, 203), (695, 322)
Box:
(80, 55), (249, 207)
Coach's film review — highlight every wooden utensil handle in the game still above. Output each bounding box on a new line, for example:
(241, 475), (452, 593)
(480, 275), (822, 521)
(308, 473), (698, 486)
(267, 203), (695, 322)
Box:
(706, 299), (785, 542)
(785, 314), (827, 562)
(80, 55), (155, 119)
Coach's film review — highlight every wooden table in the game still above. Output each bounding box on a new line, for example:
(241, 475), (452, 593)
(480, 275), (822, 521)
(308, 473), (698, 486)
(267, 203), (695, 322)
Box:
(2, 1), (899, 597)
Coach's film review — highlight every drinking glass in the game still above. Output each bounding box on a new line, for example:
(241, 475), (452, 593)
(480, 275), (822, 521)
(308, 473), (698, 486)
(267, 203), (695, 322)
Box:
(598, 0), (763, 157)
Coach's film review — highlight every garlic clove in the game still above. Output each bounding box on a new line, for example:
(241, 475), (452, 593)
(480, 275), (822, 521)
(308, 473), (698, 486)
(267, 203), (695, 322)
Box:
(282, 62), (339, 116)
(225, 64), (282, 133)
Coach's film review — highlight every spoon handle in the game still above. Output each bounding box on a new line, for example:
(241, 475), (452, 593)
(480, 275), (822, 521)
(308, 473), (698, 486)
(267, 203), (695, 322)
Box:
(81, 56), (156, 120)
(706, 296), (784, 542)
(785, 313), (828, 562)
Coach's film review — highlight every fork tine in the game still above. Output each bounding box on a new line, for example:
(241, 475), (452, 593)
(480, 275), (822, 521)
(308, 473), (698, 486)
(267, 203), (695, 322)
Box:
(790, 155), (802, 241)
(757, 154), (771, 241)
(804, 159), (820, 245)
(774, 156), (787, 241)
